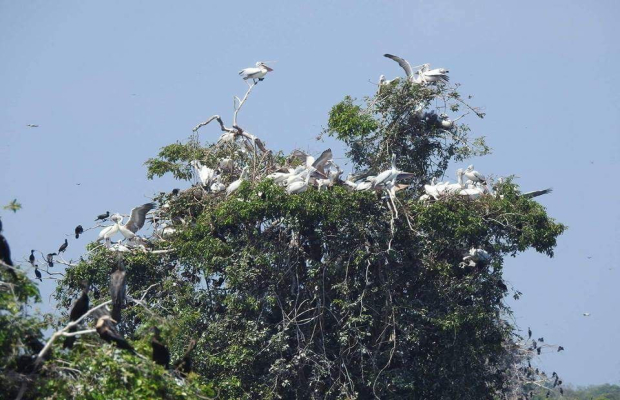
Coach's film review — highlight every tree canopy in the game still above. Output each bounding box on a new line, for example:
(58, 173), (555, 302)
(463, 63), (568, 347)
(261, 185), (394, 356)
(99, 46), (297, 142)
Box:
(2, 64), (566, 399)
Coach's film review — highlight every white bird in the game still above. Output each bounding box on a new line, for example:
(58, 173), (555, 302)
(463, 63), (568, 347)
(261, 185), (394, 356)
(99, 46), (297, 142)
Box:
(286, 172), (310, 195)
(459, 182), (485, 200)
(110, 241), (131, 253)
(417, 63), (449, 84)
(583, 313), (591, 317)
(210, 176), (226, 193)
(464, 165), (486, 183)
(424, 178), (441, 200)
(191, 160), (216, 187)
(239, 62), (273, 83)
(97, 203), (156, 241)
(378, 75), (400, 91)
(219, 158), (234, 172)
(384, 54), (415, 81)
(226, 167), (248, 196)
(372, 154), (414, 188)
(437, 169), (466, 196)
(462, 248), (491, 267)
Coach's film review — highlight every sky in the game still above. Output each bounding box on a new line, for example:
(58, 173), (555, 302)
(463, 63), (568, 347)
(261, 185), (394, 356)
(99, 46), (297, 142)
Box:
(1, 0), (618, 386)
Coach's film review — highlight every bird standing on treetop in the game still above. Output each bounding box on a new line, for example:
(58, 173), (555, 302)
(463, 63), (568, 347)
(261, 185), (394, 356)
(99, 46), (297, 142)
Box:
(75, 225), (84, 239)
(97, 203), (156, 242)
(58, 239), (68, 253)
(464, 165), (486, 184)
(239, 62), (273, 84)
(29, 250), (35, 265)
(95, 211), (110, 222)
(372, 154), (415, 188)
(151, 327), (170, 368)
(64, 282), (89, 349)
(46, 253), (56, 268)
(110, 262), (127, 323)
(34, 267), (42, 282)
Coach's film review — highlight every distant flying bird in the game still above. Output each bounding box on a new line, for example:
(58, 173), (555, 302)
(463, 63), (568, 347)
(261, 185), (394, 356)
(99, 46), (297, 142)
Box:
(46, 253), (56, 268)
(95, 314), (135, 353)
(110, 264), (127, 323)
(521, 188), (553, 199)
(29, 250), (35, 265)
(75, 225), (84, 239)
(95, 211), (110, 222)
(58, 239), (68, 254)
(239, 62), (273, 84)
(34, 267), (42, 282)
(583, 312), (591, 317)
(63, 282), (89, 349)
(151, 327), (170, 368)
(557, 346), (564, 352)
(173, 339), (196, 375)
(26, 124), (39, 128)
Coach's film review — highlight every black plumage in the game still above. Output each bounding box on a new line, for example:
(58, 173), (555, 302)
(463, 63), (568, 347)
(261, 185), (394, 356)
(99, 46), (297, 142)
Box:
(63, 283), (90, 349)
(95, 211), (110, 221)
(110, 265), (127, 323)
(173, 339), (196, 375)
(34, 267), (42, 282)
(0, 233), (16, 279)
(528, 327), (532, 339)
(151, 327), (170, 368)
(95, 315), (135, 353)
(557, 346), (564, 352)
(58, 239), (68, 253)
(29, 250), (36, 265)
(75, 225), (84, 239)
(536, 347), (541, 355)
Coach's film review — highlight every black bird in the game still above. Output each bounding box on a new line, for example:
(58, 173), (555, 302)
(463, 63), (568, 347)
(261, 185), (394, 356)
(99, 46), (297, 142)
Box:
(532, 340), (537, 349)
(557, 346), (564, 352)
(95, 314), (135, 353)
(151, 327), (170, 368)
(528, 327), (532, 339)
(538, 337), (544, 343)
(46, 253), (56, 268)
(559, 388), (563, 395)
(75, 225), (84, 239)
(171, 188), (180, 195)
(110, 264), (127, 323)
(34, 267), (42, 282)
(173, 339), (196, 375)
(0, 232), (16, 279)
(58, 239), (68, 254)
(29, 250), (36, 265)
(546, 390), (550, 398)
(63, 282), (90, 349)
(95, 211), (110, 222)
(536, 347), (541, 355)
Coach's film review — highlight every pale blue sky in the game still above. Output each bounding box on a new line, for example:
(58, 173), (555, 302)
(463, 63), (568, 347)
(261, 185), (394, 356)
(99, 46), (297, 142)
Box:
(1, 0), (618, 385)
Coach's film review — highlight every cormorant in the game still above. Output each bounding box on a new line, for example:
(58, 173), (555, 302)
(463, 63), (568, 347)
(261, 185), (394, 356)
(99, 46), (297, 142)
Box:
(75, 225), (84, 239)
(528, 327), (532, 339)
(0, 232), (16, 279)
(151, 327), (170, 368)
(29, 250), (36, 265)
(58, 239), (68, 253)
(46, 253), (56, 268)
(63, 282), (90, 349)
(34, 267), (42, 282)
(95, 211), (110, 222)
(110, 264), (126, 323)
(95, 314), (135, 353)
(173, 339), (196, 375)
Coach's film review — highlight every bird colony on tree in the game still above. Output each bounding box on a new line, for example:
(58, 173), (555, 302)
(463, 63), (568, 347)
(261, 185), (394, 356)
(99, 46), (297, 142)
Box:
(1, 55), (566, 399)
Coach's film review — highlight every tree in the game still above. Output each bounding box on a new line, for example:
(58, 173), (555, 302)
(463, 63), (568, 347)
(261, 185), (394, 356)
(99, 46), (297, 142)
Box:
(5, 64), (565, 399)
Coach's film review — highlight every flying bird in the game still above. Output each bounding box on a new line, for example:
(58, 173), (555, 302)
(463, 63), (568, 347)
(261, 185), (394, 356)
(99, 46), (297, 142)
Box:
(110, 263), (127, 323)
(26, 124), (39, 128)
(151, 327), (170, 368)
(58, 239), (68, 253)
(582, 312), (591, 317)
(521, 188), (553, 199)
(95, 211), (110, 222)
(75, 225), (84, 239)
(63, 282), (89, 349)
(239, 62), (274, 84)
(557, 346), (564, 352)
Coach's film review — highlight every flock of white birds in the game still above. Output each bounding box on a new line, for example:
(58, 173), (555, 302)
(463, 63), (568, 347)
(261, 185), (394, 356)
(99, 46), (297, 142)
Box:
(93, 55), (552, 271)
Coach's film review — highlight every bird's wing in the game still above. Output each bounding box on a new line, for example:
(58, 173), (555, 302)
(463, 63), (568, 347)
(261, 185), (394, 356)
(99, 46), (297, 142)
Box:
(312, 148), (332, 172)
(423, 70), (450, 82)
(522, 188), (553, 199)
(384, 54), (413, 78)
(396, 172), (415, 181)
(239, 67), (260, 77)
(288, 149), (310, 165)
(125, 203), (156, 233)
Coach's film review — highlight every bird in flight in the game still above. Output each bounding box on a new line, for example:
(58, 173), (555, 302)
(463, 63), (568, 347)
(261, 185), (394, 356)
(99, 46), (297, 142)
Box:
(26, 124), (39, 128)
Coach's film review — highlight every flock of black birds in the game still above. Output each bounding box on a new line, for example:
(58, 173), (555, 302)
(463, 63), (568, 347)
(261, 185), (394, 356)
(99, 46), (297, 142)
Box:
(0, 210), (198, 378)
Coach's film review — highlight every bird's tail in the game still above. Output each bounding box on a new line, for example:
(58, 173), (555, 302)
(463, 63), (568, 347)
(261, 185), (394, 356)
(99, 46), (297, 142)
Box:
(75, 233), (80, 239)
(63, 326), (77, 349)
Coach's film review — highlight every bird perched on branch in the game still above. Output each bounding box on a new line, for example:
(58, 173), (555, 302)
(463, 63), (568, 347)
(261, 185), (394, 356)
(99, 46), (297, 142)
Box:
(75, 225), (84, 239)
(239, 62), (273, 84)
(95, 211), (110, 222)
(383, 54), (449, 85)
(34, 267), (42, 282)
(110, 262), (127, 323)
(95, 313), (135, 353)
(46, 253), (56, 268)
(98, 203), (155, 242)
(64, 282), (89, 349)
(173, 339), (196, 375)
(29, 250), (35, 265)
(58, 239), (68, 254)
(151, 327), (170, 368)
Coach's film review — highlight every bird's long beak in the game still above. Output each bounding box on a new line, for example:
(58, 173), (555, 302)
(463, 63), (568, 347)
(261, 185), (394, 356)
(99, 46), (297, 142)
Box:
(265, 66), (274, 72)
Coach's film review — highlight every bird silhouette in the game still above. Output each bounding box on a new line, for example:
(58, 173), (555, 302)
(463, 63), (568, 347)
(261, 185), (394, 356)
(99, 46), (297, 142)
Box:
(95, 211), (110, 222)
(58, 239), (68, 253)
(151, 327), (170, 368)
(75, 225), (84, 239)
(63, 282), (89, 349)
